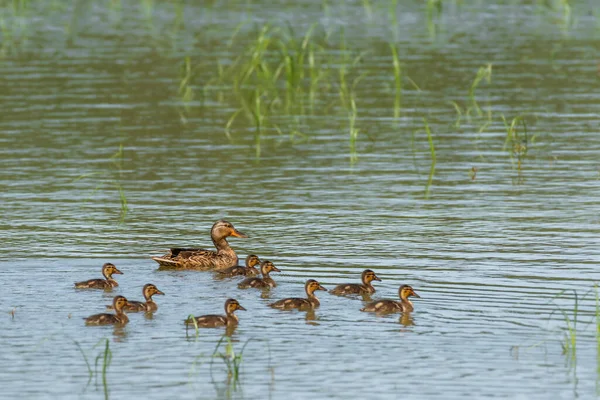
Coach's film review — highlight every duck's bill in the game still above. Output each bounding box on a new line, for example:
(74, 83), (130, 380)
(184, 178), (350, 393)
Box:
(237, 305), (247, 311)
(155, 290), (165, 295)
(272, 267), (282, 273)
(230, 229), (248, 238)
(373, 276), (382, 281)
(318, 285), (328, 291)
(412, 291), (421, 298)
(114, 269), (124, 275)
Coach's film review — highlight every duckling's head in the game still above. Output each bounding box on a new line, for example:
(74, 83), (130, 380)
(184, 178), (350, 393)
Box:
(112, 295), (129, 313)
(102, 263), (123, 279)
(143, 283), (165, 300)
(211, 220), (248, 241)
(306, 279), (327, 295)
(398, 285), (420, 300)
(260, 260), (281, 276)
(225, 298), (246, 314)
(362, 269), (381, 284)
(245, 254), (261, 268)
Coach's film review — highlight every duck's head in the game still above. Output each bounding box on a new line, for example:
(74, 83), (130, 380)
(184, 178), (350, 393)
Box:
(225, 298), (246, 314)
(260, 260), (281, 276)
(245, 254), (261, 268)
(398, 285), (420, 301)
(112, 295), (129, 313)
(362, 269), (381, 285)
(211, 220), (248, 241)
(102, 263), (123, 279)
(305, 279), (327, 296)
(143, 283), (165, 300)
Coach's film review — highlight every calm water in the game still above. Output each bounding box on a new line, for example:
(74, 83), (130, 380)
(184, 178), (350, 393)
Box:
(2, 1), (600, 399)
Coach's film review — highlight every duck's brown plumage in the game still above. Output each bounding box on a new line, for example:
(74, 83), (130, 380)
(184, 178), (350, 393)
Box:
(185, 298), (246, 328)
(152, 220), (248, 271)
(216, 255), (261, 278)
(269, 279), (327, 311)
(237, 261), (280, 289)
(85, 296), (130, 325)
(74, 263), (123, 289)
(107, 283), (164, 312)
(330, 269), (381, 296)
(360, 285), (420, 313)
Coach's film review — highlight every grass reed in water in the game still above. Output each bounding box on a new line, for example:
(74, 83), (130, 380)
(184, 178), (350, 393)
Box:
(75, 338), (113, 400)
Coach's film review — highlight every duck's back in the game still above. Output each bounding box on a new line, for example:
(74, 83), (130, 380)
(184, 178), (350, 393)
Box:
(216, 265), (247, 277)
(186, 315), (228, 328)
(270, 297), (314, 310)
(238, 277), (271, 289)
(330, 283), (369, 295)
(154, 248), (238, 271)
(75, 278), (112, 289)
(360, 299), (402, 313)
(85, 313), (129, 325)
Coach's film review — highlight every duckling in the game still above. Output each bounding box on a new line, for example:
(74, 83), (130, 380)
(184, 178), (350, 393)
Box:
(185, 298), (246, 328)
(74, 263), (123, 289)
(152, 220), (248, 271)
(106, 284), (164, 312)
(216, 255), (261, 278)
(360, 285), (420, 313)
(269, 279), (327, 311)
(237, 260), (280, 289)
(330, 269), (382, 296)
(85, 295), (130, 326)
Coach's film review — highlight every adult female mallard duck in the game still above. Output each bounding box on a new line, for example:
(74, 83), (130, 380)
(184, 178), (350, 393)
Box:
(107, 284), (164, 313)
(185, 298), (246, 328)
(237, 261), (280, 289)
(74, 263), (123, 289)
(152, 220), (248, 271)
(216, 255), (261, 278)
(269, 279), (327, 311)
(360, 285), (420, 313)
(330, 269), (382, 296)
(85, 295), (130, 326)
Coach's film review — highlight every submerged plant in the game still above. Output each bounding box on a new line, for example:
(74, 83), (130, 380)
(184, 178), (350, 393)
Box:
(425, 0), (443, 40)
(423, 118), (436, 199)
(348, 95), (359, 164)
(501, 114), (529, 173)
(74, 145), (129, 224)
(179, 56), (195, 116)
(390, 43), (402, 119)
(467, 63), (492, 119)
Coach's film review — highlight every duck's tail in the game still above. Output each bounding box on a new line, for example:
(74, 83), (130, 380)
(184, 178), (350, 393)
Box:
(151, 257), (180, 268)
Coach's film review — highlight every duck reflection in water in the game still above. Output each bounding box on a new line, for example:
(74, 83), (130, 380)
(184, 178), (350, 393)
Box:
(398, 312), (415, 327)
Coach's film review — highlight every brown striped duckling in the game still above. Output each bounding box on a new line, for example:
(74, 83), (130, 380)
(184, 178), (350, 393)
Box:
(107, 283), (164, 313)
(216, 255), (261, 278)
(237, 260), (280, 289)
(185, 298), (246, 328)
(85, 295), (130, 326)
(152, 220), (248, 271)
(330, 269), (382, 296)
(360, 285), (420, 313)
(269, 279), (327, 311)
(74, 263), (123, 289)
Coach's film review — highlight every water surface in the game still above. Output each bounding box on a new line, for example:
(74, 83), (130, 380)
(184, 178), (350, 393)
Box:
(1, 1), (600, 399)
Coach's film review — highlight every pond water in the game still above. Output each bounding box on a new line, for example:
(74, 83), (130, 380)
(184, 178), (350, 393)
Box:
(1, 1), (600, 399)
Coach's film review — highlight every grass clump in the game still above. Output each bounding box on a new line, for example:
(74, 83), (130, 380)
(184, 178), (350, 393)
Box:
(189, 335), (252, 396)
